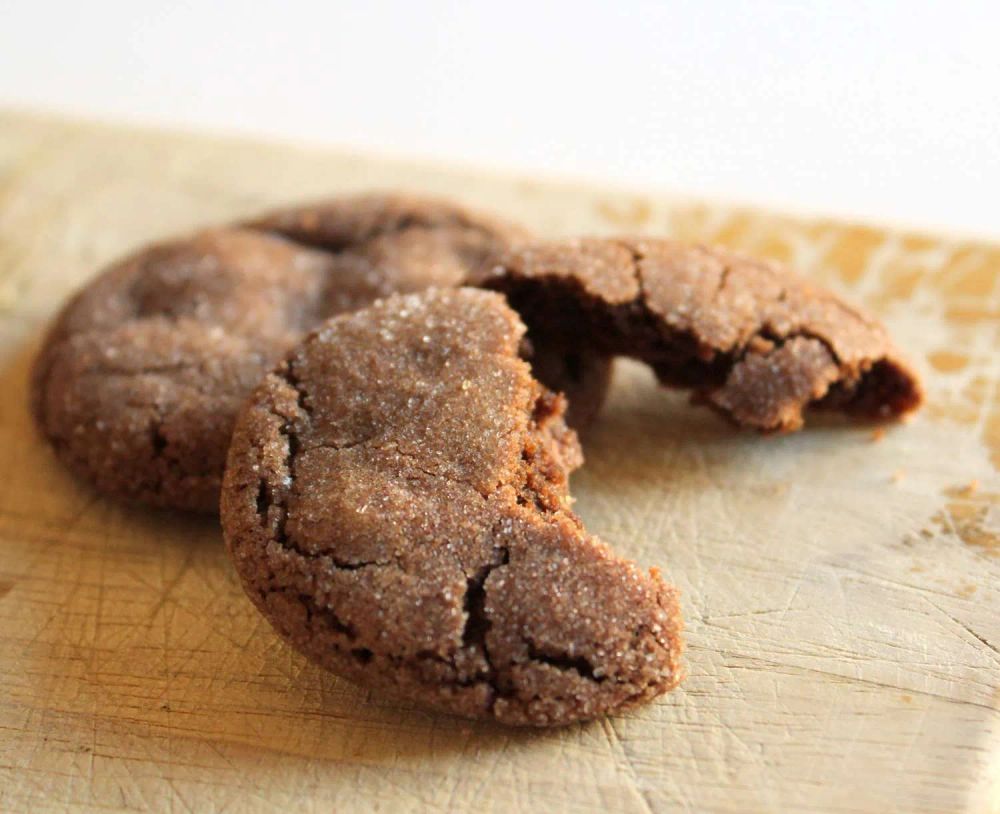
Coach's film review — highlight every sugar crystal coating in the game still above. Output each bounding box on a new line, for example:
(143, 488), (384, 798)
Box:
(221, 288), (683, 726)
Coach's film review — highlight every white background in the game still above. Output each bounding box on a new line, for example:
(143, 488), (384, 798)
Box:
(2, 1), (999, 237)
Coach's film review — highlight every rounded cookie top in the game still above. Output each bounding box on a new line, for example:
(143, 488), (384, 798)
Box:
(33, 194), (527, 512)
(221, 288), (682, 726)
(475, 237), (923, 432)
(246, 192), (532, 296)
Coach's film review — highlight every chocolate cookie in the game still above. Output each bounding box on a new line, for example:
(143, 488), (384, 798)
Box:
(474, 238), (923, 432)
(221, 288), (683, 726)
(32, 194), (545, 512)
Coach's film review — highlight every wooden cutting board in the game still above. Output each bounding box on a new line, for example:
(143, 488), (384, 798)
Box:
(1, 111), (997, 814)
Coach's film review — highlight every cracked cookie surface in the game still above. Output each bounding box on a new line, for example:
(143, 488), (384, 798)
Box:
(31, 194), (554, 512)
(221, 288), (683, 726)
(473, 238), (923, 432)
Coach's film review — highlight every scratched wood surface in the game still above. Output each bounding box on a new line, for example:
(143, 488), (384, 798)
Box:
(0, 111), (998, 813)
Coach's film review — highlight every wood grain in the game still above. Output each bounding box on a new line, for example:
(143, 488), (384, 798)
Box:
(0, 111), (997, 813)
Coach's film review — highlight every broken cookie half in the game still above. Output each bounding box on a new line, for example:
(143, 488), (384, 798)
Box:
(474, 238), (923, 432)
(221, 288), (682, 725)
